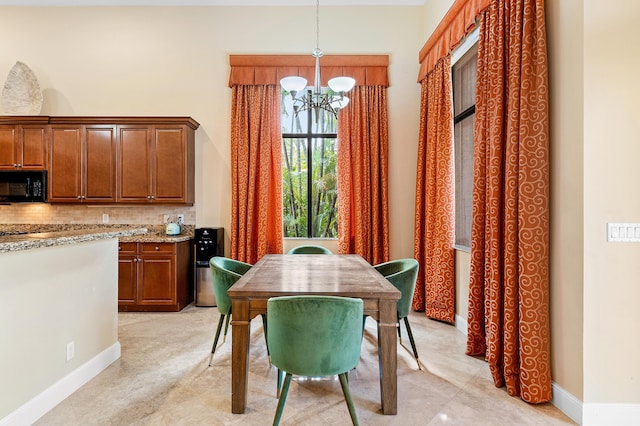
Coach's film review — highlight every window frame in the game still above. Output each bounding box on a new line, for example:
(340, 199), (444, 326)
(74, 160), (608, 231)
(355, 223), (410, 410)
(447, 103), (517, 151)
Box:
(281, 97), (338, 240)
(451, 27), (479, 252)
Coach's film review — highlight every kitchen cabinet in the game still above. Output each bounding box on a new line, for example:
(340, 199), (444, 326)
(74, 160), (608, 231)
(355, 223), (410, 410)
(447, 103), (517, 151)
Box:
(0, 116), (198, 204)
(118, 240), (193, 312)
(48, 124), (117, 203)
(117, 123), (195, 205)
(0, 121), (48, 170)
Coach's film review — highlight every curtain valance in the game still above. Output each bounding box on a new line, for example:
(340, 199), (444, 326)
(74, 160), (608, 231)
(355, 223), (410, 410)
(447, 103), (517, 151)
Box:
(417, 0), (490, 81)
(229, 55), (389, 88)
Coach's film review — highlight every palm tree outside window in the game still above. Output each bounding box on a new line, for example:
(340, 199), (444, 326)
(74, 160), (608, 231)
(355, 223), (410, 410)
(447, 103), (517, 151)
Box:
(281, 88), (338, 238)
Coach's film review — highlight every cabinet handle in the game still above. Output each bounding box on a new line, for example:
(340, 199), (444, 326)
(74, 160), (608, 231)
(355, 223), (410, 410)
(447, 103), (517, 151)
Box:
(13, 164), (18, 168)
(155, 246), (160, 251)
(77, 196), (82, 199)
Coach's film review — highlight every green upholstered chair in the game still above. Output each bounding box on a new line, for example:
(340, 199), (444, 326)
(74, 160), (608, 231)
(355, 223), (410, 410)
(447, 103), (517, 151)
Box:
(372, 258), (421, 369)
(287, 245), (333, 254)
(208, 256), (268, 366)
(267, 295), (363, 426)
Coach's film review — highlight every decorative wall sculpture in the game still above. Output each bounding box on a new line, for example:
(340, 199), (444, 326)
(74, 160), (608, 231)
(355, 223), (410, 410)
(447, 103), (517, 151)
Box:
(1, 61), (43, 115)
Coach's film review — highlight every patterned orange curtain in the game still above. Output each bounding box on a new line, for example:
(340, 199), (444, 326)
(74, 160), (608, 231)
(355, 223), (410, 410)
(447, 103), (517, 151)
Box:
(337, 85), (390, 265)
(466, 0), (551, 403)
(230, 84), (283, 264)
(412, 56), (456, 324)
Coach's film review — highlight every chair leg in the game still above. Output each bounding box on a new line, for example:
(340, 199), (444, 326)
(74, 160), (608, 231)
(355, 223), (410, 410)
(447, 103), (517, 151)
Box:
(276, 368), (284, 397)
(338, 372), (359, 426)
(208, 314), (225, 366)
(262, 313), (271, 364)
(273, 372), (293, 426)
(397, 319), (402, 344)
(222, 312), (231, 343)
(403, 316), (421, 370)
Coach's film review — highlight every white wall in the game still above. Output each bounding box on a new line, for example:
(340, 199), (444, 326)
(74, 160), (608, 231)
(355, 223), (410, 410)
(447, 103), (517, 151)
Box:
(583, 0), (640, 421)
(0, 5), (423, 259)
(0, 239), (120, 421)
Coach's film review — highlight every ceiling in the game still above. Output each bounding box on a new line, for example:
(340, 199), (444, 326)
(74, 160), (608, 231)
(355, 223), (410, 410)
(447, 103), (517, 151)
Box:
(0, 0), (425, 5)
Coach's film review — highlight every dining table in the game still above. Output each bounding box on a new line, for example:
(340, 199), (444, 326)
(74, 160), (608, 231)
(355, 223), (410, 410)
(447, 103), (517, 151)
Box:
(227, 253), (401, 415)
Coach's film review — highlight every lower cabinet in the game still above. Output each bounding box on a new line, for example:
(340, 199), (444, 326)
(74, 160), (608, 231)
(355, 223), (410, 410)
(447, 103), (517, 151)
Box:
(118, 240), (193, 312)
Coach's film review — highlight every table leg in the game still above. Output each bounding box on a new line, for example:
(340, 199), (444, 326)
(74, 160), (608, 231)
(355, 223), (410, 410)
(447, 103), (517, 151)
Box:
(231, 298), (251, 414)
(377, 299), (398, 415)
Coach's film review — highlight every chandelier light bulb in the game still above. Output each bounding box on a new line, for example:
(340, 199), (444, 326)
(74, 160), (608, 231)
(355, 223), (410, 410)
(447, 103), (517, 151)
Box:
(330, 96), (350, 110)
(328, 77), (356, 94)
(280, 76), (308, 94)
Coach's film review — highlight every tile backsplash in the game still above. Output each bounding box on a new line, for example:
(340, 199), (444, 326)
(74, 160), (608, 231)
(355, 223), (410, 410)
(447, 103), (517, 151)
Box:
(0, 204), (196, 225)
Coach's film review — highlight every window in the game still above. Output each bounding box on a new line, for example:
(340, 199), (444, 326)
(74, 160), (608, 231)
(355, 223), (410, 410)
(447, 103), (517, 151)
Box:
(452, 30), (479, 251)
(281, 91), (338, 238)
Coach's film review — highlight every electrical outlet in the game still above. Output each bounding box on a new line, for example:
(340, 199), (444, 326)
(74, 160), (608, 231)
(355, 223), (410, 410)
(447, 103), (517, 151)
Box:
(177, 214), (184, 225)
(102, 213), (109, 223)
(66, 341), (75, 362)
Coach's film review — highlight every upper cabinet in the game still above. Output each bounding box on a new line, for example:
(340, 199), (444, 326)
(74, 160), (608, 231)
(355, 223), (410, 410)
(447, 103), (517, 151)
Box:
(117, 121), (195, 205)
(48, 124), (117, 203)
(38, 116), (198, 206)
(0, 117), (49, 170)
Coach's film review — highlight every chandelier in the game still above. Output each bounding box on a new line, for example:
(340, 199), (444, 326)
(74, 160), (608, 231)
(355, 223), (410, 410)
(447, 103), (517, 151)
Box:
(280, 0), (356, 119)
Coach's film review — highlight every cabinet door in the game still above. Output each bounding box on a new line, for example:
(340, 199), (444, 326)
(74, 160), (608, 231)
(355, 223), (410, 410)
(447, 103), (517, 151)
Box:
(153, 126), (187, 203)
(18, 125), (47, 170)
(84, 125), (116, 202)
(118, 125), (152, 202)
(138, 255), (176, 305)
(49, 126), (82, 202)
(0, 125), (18, 169)
(118, 255), (137, 305)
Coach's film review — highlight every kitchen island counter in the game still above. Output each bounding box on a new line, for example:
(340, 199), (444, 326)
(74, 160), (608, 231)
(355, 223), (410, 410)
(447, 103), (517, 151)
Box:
(0, 227), (149, 254)
(0, 225), (195, 253)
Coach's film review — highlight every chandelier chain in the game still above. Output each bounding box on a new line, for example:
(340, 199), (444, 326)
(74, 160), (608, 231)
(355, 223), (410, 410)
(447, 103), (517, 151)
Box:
(316, 0), (320, 50)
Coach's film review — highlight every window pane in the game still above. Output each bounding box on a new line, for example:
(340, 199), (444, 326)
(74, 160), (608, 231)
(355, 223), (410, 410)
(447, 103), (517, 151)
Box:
(453, 44), (478, 115)
(310, 137), (337, 238)
(454, 116), (474, 248)
(281, 92), (308, 134)
(282, 137), (308, 238)
(281, 88), (338, 134)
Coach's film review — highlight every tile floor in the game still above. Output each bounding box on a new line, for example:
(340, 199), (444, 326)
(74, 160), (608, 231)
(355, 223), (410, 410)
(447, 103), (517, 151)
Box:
(36, 305), (576, 425)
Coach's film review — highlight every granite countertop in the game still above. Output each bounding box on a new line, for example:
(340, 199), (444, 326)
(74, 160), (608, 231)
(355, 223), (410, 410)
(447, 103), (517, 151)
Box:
(0, 224), (194, 254)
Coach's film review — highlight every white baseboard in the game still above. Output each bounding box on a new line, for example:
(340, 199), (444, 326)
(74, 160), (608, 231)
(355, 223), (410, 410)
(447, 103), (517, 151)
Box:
(552, 382), (583, 425)
(0, 342), (121, 426)
(453, 313), (584, 425)
(583, 403), (640, 425)
(455, 313), (468, 335)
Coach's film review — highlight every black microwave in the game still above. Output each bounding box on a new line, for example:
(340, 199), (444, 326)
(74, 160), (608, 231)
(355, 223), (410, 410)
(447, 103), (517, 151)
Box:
(0, 170), (47, 202)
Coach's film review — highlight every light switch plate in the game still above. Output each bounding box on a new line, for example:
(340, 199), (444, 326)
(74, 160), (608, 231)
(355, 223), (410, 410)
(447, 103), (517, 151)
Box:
(607, 223), (640, 242)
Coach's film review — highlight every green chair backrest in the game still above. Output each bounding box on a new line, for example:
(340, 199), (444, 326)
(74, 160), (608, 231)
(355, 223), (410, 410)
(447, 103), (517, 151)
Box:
(267, 295), (363, 377)
(209, 256), (252, 315)
(374, 258), (419, 319)
(287, 245), (333, 254)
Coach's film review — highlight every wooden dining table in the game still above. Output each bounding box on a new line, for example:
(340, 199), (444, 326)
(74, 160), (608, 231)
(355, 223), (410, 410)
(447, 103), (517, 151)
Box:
(227, 254), (401, 415)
